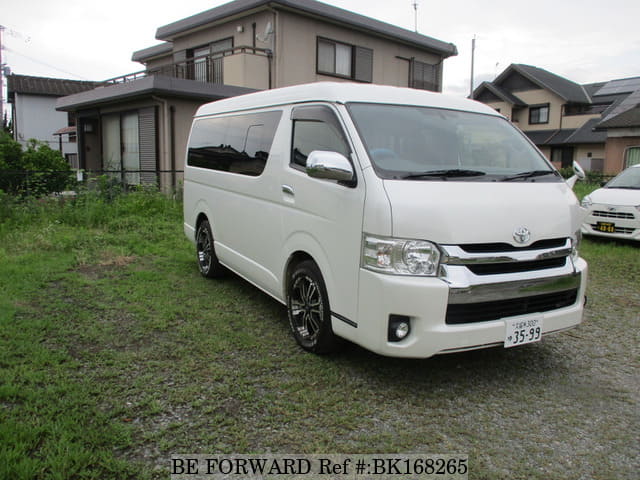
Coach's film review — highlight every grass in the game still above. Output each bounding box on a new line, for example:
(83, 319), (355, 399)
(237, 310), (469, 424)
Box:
(0, 186), (638, 480)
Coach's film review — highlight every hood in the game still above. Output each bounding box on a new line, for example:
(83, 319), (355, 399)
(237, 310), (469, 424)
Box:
(588, 187), (640, 206)
(383, 180), (581, 245)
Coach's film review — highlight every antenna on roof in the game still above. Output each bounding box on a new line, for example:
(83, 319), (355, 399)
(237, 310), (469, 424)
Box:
(469, 35), (476, 98)
(412, 1), (419, 33)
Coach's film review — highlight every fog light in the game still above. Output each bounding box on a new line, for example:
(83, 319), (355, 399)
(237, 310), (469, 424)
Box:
(388, 315), (411, 342)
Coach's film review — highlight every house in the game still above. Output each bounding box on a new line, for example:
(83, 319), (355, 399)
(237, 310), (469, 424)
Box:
(472, 64), (640, 174)
(56, 0), (457, 189)
(7, 74), (100, 167)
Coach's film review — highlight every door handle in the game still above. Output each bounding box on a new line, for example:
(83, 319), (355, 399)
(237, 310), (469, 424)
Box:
(282, 184), (294, 196)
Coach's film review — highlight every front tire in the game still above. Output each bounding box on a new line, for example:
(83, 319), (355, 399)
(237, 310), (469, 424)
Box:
(287, 260), (340, 354)
(195, 219), (226, 278)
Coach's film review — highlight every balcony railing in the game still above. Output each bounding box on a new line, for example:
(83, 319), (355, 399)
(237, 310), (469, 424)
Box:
(104, 46), (272, 85)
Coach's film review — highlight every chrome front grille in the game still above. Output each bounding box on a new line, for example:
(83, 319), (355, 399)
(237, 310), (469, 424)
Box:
(441, 238), (579, 325)
(442, 238), (573, 276)
(592, 210), (635, 220)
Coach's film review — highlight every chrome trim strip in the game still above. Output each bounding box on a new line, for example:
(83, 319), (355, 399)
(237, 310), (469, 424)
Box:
(448, 273), (581, 304)
(332, 311), (357, 328)
(441, 239), (572, 265)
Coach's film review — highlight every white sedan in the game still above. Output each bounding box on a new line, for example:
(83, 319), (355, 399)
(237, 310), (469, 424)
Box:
(581, 164), (640, 241)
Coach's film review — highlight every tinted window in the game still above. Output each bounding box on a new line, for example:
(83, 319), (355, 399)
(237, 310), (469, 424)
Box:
(291, 120), (350, 168)
(188, 111), (282, 176)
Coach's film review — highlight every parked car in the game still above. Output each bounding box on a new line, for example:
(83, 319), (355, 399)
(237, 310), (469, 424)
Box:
(183, 82), (587, 358)
(581, 164), (640, 242)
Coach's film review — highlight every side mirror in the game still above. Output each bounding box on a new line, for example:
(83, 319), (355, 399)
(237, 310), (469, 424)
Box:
(306, 151), (355, 184)
(566, 161), (586, 188)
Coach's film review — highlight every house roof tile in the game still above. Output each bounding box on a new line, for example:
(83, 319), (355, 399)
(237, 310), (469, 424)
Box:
(7, 74), (100, 98)
(565, 118), (608, 144)
(596, 88), (640, 129)
(473, 81), (526, 106)
(497, 64), (591, 104)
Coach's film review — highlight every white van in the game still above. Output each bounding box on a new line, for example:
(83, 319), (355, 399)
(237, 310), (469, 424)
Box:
(184, 82), (587, 358)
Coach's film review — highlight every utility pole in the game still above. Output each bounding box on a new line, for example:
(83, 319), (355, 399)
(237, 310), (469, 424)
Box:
(412, 1), (419, 33)
(469, 35), (476, 98)
(0, 25), (5, 128)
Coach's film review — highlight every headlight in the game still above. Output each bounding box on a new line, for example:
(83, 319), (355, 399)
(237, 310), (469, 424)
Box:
(363, 235), (440, 276)
(636, 205), (640, 212)
(581, 195), (592, 209)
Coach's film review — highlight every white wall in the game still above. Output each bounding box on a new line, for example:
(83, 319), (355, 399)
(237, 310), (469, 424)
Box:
(14, 93), (78, 157)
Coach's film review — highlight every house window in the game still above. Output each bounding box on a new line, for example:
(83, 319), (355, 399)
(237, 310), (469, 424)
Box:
(551, 146), (574, 168)
(187, 37), (233, 83)
(625, 146), (640, 168)
(68, 113), (77, 143)
(317, 37), (372, 83)
(410, 59), (440, 92)
(529, 104), (550, 124)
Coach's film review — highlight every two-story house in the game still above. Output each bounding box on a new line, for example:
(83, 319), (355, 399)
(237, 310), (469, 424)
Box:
(7, 74), (100, 167)
(57, 0), (457, 190)
(473, 64), (640, 174)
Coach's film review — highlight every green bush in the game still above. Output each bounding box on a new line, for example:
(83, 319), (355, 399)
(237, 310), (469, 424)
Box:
(0, 132), (75, 196)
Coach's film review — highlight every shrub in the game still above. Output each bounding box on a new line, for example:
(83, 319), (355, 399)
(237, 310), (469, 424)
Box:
(0, 133), (75, 196)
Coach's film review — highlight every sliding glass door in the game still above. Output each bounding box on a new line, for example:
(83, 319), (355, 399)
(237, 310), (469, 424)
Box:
(101, 112), (140, 185)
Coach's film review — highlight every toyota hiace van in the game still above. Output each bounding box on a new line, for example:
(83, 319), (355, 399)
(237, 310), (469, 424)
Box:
(184, 82), (587, 358)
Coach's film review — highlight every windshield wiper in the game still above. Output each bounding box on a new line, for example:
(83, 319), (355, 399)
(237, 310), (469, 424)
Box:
(400, 169), (487, 180)
(606, 186), (639, 190)
(500, 170), (558, 182)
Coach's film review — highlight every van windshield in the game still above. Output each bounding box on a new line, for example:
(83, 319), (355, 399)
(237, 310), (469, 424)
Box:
(347, 103), (560, 182)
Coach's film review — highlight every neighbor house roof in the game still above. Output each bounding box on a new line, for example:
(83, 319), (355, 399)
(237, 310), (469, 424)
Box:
(154, 0), (457, 57)
(473, 81), (526, 106)
(565, 118), (608, 144)
(7, 74), (100, 98)
(524, 129), (583, 146)
(56, 75), (256, 111)
(494, 64), (591, 104)
(596, 87), (640, 129)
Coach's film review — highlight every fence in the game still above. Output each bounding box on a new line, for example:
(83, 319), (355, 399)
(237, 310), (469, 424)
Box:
(0, 170), (184, 197)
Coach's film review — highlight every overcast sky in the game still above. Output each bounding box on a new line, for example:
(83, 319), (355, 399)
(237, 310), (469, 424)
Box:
(2, 0), (639, 99)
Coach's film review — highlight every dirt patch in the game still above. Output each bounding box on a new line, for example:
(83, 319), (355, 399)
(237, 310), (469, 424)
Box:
(74, 254), (137, 280)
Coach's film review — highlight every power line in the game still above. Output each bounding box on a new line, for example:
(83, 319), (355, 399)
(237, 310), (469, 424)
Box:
(3, 45), (90, 80)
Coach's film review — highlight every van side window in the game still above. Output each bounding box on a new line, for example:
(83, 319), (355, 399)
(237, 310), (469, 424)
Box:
(291, 106), (350, 169)
(187, 111), (282, 176)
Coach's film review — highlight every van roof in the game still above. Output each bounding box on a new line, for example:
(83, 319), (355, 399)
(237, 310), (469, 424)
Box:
(194, 82), (500, 117)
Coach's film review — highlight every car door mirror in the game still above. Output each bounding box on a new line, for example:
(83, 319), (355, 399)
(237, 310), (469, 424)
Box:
(567, 160), (586, 188)
(306, 151), (355, 184)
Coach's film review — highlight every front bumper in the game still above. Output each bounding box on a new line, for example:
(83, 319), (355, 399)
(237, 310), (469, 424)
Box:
(581, 204), (640, 241)
(349, 258), (587, 358)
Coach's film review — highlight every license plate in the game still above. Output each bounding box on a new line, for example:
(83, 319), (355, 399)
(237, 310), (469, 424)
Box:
(596, 221), (616, 233)
(504, 315), (543, 348)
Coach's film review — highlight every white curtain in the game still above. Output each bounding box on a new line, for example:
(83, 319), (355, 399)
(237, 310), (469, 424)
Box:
(121, 112), (140, 185)
(102, 114), (121, 178)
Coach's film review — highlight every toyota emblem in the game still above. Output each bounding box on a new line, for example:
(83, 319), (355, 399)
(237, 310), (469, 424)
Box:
(513, 227), (531, 244)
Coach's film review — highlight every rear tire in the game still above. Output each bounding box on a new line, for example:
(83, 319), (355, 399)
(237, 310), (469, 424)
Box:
(195, 219), (226, 278)
(286, 260), (340, 354)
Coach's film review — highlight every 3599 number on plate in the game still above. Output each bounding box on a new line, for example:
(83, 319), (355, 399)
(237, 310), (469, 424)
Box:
(504, 315), (543, 348)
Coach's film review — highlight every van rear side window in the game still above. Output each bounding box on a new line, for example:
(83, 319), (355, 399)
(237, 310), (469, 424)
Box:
(187, 111), (282, 176)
